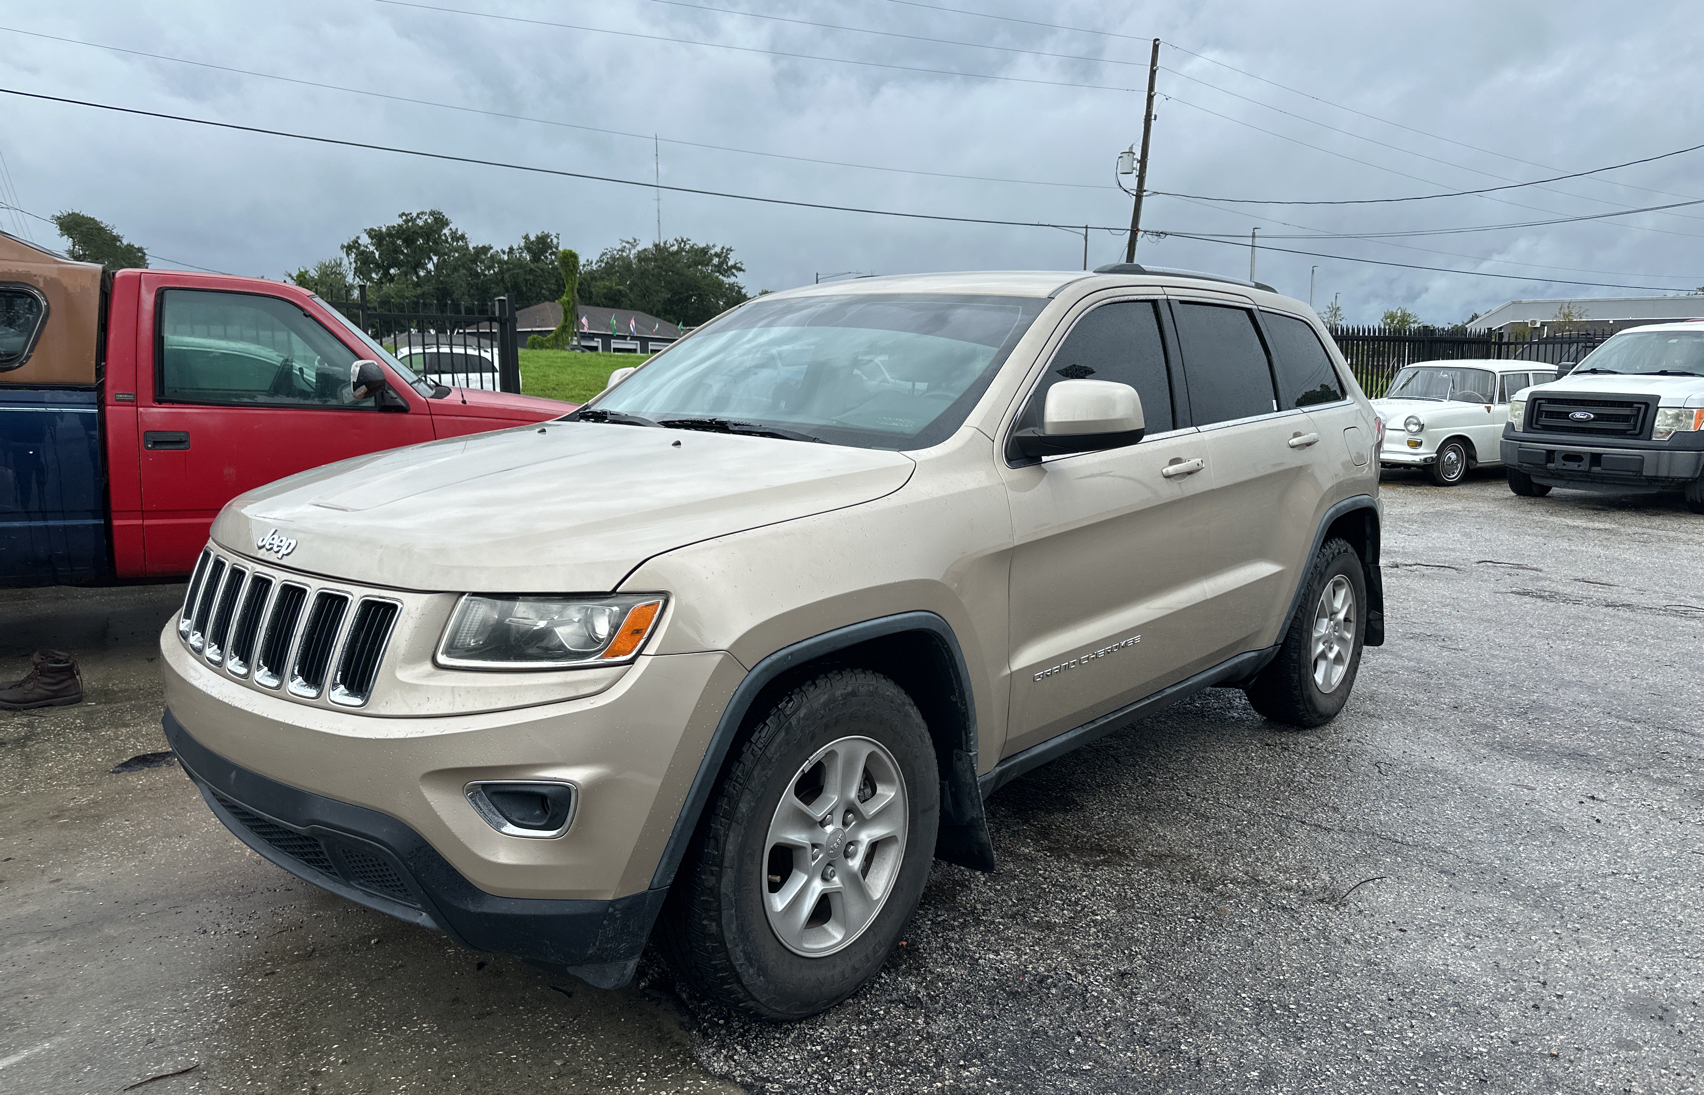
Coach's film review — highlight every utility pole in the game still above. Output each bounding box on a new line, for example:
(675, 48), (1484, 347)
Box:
(654, 135), (662, 245)
(1124, 37), (1161, 264)
(1082, 225), (1089, 271)
(1310, 265), (1318, 307)
(1249, 227), (1259, 282)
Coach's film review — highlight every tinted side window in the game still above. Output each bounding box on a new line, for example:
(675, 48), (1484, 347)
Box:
(1263, 312), (1345, 409)
(0, 285), (49, 371)
(1014, 300), (1174, 441)
(1172, 303), (1277, 425)
(159, 290), (368, 408)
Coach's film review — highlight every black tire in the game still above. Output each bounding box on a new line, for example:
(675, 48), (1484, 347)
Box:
(1507, 469), (1552, 497)
(1247, 538), (1367, 729)
(1427, 438), (1470, 486)
(658, 668), (939, 1019)
(1685, 476), (1704, 514)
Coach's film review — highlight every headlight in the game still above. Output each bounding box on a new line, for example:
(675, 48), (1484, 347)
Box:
(1403, 415), (1424, 434)
(1653, 407), (1704, 441)
(1508, 399), (1526, 431)
(437, 594), (666, 669)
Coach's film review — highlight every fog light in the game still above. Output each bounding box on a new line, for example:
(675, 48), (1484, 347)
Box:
(1407, 438), (1421, 448)
(466, 780), (577, 838)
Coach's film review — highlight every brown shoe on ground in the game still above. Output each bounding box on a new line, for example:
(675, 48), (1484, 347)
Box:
(0, 649), (84, 710)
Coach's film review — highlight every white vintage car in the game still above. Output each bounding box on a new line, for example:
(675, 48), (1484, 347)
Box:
(1373, 360), (1558, 485)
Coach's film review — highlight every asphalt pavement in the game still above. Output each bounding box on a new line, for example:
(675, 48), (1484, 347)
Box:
(2, 469), (1700, 1094)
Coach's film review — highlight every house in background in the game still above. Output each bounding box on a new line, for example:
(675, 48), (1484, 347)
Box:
(516, 302), (684, 354)
(1471, 295), (1704, 338)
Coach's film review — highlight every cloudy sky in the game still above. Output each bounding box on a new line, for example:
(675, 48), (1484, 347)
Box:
(4, 0), (1702, 325)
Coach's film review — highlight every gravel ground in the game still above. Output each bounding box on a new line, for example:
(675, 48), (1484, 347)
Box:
(2, 469), (1699, 1094)
(667, 470), (1703, 1094)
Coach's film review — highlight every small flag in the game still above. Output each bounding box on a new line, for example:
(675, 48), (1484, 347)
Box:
(609, 315), (618, 334)
(652, 320), (659, 333)
(629, 316), (637, 335)
(580, 314), (588, 332)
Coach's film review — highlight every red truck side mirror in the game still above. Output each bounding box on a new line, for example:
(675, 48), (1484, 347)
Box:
(351, 360), (407, 410)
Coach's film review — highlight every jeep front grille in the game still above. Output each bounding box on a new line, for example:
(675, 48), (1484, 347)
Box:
(1529, 396), (1649, 438)
(178, 547), (399, 708)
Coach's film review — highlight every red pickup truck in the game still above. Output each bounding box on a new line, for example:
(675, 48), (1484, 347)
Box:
(1, 231), (567, 586)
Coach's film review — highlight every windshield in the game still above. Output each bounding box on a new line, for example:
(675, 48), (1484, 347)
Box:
(583, 293), (1048, 449)
(312, 297), (439, 397)
(1385, 365), (1496, 402)
(1574, 330), (1704, 375)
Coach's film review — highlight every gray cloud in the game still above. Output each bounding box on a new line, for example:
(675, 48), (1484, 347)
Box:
(4, 0), (1700, 325)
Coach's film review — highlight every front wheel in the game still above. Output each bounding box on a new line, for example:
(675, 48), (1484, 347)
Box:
(1428, 439), (1469, 485)
(1685, 476), (1704, 514)
(1247, 538), (1366, 728)
(659, 668), (939, 1019)
(1507, 468), (1552, 497)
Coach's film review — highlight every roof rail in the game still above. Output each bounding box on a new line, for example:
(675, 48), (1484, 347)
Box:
(1092, 262), (1276, 295)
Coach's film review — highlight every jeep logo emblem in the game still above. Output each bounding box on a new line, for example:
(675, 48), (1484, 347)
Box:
(1569, 411), (1596, 422)
(257, 528), (297, 559)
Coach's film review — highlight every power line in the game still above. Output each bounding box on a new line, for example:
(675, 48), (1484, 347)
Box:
(9, 85), (1698, 295)
(373, 0), (1148, 94)
(0, 200), (230, 273)
(1151, 140), (1704, 206)
(0, 24), (1109, 194)
(1158, 192), (1699, 283)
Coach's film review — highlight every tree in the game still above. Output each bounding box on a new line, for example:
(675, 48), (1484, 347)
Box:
(1381, 307), (1420, 332)
(52, 211), (147, 269)
(1552, 303), (1588, 332)
(543, 249), (581, 349)
(288, 258), (353, 300)
(1320, 294), (1344, 328)
(315, 210), (564, 308)
(580, 237), (748, 327)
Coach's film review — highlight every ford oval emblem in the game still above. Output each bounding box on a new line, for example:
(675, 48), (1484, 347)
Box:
(1568, 411), (1596, 422)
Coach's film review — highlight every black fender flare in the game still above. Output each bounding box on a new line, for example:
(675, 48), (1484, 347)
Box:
(648, 610), (995, 896)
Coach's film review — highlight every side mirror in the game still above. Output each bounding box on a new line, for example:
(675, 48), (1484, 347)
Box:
(1014, 379), (1146, 459)
(600, 366), (638, 395)
(1556, 360), (1576, 376)
(351, 359), (407, 409)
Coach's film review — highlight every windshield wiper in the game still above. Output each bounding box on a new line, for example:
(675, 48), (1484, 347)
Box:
(656, 416), (824, 443)
(572, 408), (661, 427)
(1571, 367), (1618, 375)
(1638, 369), (1704, 376)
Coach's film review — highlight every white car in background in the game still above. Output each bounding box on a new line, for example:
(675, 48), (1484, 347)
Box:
(394, 345), (504, 391)
(1373, 360), (1558, 485)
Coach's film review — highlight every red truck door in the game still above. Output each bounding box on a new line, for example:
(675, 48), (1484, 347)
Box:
(132, 275), (433, 576)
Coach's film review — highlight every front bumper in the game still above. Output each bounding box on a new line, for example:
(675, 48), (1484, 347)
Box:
(165, 712), (663, 979)
(1500, 438), (1704, 493)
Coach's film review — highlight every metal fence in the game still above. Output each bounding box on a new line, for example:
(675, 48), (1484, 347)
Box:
(1331, 327), (1610, 398)
(324, 287), (521, 394)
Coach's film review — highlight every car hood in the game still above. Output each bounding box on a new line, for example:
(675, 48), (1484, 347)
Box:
(1529, 373), (1704, 405)
(211, 422), (917, 592)
(1370, 397), (1494, 422)
(429, 387), (573, 430)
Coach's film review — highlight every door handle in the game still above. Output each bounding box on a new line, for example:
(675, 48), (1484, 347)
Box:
(1287, 432), (1321, 449)
(1161, 457), (1205, 478)
(144, 430), (191, 451)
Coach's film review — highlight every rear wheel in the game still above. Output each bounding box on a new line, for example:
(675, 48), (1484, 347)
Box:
(1428, 439), (1469, 485)
(1247, 538), (1366, 728)
(659, 668), (939, 1019)
(1507, 469), (1552, 497)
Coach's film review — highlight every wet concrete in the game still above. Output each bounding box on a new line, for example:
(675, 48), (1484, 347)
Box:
(0, 584), (738, 1095)
(3, 472), (1702, 1093)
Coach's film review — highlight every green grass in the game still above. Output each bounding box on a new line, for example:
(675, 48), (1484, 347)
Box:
(518, 349), (654, 403)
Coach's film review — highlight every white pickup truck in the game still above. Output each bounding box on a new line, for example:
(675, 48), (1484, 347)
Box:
(1500, 320), (1704, 511)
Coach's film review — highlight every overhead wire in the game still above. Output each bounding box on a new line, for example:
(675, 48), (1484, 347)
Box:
(0, 24), (1110, 193)
(3, 85), (1694, 294)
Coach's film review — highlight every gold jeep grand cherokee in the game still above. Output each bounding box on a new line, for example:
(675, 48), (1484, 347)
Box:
(162, 266), (1385, 1018)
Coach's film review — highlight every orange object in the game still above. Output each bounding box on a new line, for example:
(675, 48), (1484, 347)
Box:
(602, 600), (663, 659)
